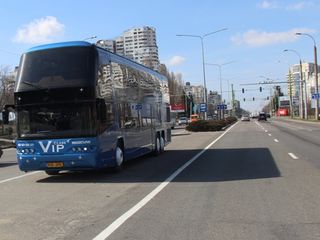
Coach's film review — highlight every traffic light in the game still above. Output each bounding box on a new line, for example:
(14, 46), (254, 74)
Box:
(243, 98), (245, 102)
(253, 97), (255, 101)
(259, 87), (262, 92)
(267, 96), (269, 100)
(242, 88), (244, 93)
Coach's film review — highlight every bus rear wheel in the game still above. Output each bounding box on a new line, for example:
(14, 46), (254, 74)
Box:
(160, 136), (165, 153)
(154, 135), (161, 156)
(113, 143), (124, 172)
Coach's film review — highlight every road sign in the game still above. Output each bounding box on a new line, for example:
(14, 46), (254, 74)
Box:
(200, 103), (207, 112)
(217, 104), (227, 110)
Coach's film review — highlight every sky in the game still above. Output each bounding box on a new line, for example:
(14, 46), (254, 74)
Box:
(1, 0), (320, 112)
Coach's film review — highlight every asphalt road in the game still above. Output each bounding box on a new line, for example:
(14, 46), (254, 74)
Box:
(1, 119), (320, 240)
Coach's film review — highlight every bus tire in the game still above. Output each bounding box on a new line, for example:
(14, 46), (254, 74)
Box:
(45, 170), (60, 176)
(154, 135), (161, 156)
(160, 135), (165, 153)
(114, 142), (124, 171)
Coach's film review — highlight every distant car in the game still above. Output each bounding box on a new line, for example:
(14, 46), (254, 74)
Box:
(0, 148), (3, 158)
(178, 117), (188, 125)
(258, 112), (267, 121)
(266, 113), (271, 118)
(241, 116), (250, 121)
(190, 114), (199, 123)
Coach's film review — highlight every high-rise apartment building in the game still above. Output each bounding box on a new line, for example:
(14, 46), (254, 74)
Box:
(96, 26), (159, 70)
(287, 62), (320, 102)
(184, 82), (205, 105)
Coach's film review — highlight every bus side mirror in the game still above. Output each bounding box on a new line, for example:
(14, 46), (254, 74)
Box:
(2, 110), (9, 124)
(96, 98), (106, 122)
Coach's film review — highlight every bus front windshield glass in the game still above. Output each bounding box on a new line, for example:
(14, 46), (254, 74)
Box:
(16, 46), (95, 91)
(17, 103), (96, 139)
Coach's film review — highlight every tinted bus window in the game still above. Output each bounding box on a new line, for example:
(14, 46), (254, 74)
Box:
(16, 47), (95, 92)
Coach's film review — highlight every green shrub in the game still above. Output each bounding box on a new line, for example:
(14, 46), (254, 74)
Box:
(186, 117), (237, 132)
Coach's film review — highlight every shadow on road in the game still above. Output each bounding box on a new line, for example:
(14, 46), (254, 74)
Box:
(0, 162), (17, 168)
(36, 147), (280, 184)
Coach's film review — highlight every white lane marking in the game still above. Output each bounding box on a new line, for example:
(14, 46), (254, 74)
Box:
(274, 139), (279, 143)
(92, 122), (239, 240)
(0, 171), (41, 184)
(265, 130), (268, 133)
(255, 121), (265, 131)
(288, 153), (298, 159)
(268, 133), (272, 136)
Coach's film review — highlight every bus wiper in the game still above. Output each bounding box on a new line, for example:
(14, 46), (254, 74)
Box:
(21, 80), (42, 90)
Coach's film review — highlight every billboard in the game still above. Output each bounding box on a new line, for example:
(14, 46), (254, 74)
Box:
(171, 103), (185, 112)
(279, 96), (290, 108)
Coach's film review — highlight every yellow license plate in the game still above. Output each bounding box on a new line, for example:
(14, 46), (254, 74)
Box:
(47, 162), (64, 168)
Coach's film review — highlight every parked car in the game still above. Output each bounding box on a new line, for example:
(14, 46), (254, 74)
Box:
(0, 148), (3, 158)
(178, 117), (188, 125)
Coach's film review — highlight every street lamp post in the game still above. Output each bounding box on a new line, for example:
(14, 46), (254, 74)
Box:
(296, 32), (319, 120)
(206, 61), (235, 119)
(83, 36), (97, 41)
(176, 28), (228, 120)
(283, 49), (308, 119)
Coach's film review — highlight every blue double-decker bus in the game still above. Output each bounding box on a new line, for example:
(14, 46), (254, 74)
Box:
(14, 41), (171, 175)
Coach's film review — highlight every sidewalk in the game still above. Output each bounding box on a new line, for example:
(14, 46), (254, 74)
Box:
(0, 138), (15, 149)
(273, 116), (320, 125)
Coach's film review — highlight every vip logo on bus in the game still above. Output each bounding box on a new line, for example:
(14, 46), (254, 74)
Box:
(39, 141), (65, 153)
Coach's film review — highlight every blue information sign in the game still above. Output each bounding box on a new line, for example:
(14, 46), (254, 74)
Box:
(200, 103), (207, 112)
(217, 104), (227, 110)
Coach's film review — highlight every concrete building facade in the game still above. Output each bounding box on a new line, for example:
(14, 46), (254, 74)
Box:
(96, 26), (159, 70)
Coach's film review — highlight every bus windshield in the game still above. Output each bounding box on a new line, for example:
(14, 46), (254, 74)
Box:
(17, 102), (96, 139)
(16, 46), (95, 92)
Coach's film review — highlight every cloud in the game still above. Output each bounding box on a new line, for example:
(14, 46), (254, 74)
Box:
(166, 56), (186, 66)
(258, 1), (315, 10)
(286, 1), (314, 10)
(13, 16), (65, 44)
(231, 28), (316, 47)
(257, 0), (279, 9)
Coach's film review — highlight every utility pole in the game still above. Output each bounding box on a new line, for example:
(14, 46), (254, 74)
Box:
(231, 84), (235, 116)
(288, 69), (293, 118)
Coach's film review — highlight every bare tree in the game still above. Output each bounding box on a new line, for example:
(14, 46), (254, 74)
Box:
(0, 65), (15, 110)
(158, 64), (185, 106)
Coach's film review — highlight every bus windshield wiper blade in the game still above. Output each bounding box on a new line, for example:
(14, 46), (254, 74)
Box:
(21, 81), (42, 90)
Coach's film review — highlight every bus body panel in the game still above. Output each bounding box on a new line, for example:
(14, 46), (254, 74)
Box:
(16, 137), (102, 171)
(14, 41), (171, 173)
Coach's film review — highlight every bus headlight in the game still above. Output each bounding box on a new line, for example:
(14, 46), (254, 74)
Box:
(18, 148), (35, 154)
(72, 146), (93, 152)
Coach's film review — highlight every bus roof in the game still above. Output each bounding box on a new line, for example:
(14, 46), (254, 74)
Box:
(26, 41), (92, 53)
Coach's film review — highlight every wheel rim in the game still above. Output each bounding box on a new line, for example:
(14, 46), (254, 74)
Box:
(116, 147), (123, 167)
(160, 137), (165, 152)
(156, 137), (160, 153)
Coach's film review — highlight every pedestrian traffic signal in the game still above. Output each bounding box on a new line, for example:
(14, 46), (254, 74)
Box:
(242, 88), (244, 93)
(259, 87), (262, 92)
(253, 97), (255, 101)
